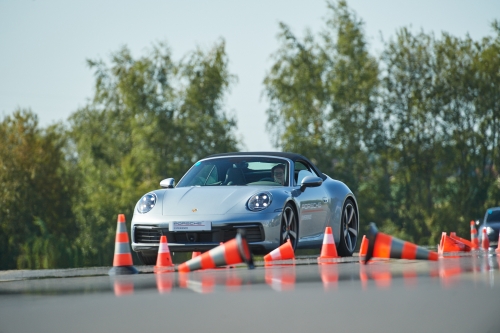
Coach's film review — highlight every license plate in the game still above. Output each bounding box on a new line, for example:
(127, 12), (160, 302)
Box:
(170, 221), (211, 232)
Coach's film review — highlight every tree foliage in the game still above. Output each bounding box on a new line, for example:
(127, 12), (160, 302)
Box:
(265, 1), (500, 245)
(68, 40), (239, 266)
(0, 110), (80, 269)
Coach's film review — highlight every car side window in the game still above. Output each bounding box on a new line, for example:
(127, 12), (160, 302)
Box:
(294, 161), (318, 185)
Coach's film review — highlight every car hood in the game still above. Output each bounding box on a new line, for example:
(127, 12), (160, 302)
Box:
(162, 186), (269, 215)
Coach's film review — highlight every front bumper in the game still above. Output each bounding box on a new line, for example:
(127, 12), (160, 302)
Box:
(132, 221), (279, 255)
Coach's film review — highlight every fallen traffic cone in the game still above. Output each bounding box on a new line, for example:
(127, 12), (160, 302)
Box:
(109, 214), (138, 275)
(449, 232), (475, 251)
(154, 235), (174, 273)
(364, 222), (438, 264)
(264, 239), (295, 263)
(470, 220), (479, 248)
(359, 235), (368, 258)
(481, 228), (490, 250)
(317, 227), (339, 263)
(438, 232), (464, 254)
(176, 230), (254, 272)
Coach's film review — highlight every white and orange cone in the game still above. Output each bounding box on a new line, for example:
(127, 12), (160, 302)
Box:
(176, 230), (254, 272)
(109, 214), (138, 275)
(154, 235), (174, 273)
(365, 222), (438, 264)
(317, 227), (339, 263)
(481, 228), (490, 250)
(264, 239), (295, 263)
(470, 221), (479, 248)
(359, 235), (368, 258)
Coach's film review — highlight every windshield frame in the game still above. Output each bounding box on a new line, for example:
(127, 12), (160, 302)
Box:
(176, 155), (292, 187)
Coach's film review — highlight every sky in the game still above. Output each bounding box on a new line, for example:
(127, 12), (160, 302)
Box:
(1, 0), (499, 152)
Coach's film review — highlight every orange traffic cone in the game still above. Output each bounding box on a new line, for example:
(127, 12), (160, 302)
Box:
(448, 232), (475, 251)
(470, 221), (479, 248)
(438, 232), (465, 254)
(318, 227), (339, 263)
(481, 228), (490, 250)
(496, 232), (500, 253)
(154, 235), (174, 273)
(192, 251), (201, 259)
(176, 230), (254, 272)
(364, 222), (438, 264)
(109, 214), (138, 275)
(264, 239), (295, 263)
(359, 235), (368, 258)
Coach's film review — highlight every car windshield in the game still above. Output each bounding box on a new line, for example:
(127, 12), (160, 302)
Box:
(486, 209), (500, 224)
(176, 156), (290, 187)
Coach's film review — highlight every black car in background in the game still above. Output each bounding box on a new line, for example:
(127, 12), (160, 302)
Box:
(478, 207), (500, 248)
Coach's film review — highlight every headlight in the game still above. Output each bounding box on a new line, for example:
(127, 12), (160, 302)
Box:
(247, 192), (272, 211)
(137, 193), (157, 214)
(486, 226), (495, 235)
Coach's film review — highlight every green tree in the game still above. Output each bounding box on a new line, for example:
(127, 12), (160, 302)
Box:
(0, 109), (79, 269)
(69, 40), (239, 266)
(380, 23), (500, 244)
(380, 28), (443, 243)
(264, 1), (500, 246)
(264, 0), (380, 237)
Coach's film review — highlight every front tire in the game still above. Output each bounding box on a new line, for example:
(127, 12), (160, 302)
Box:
(337, 198), (358, 257)
(280, 203), (298, 250)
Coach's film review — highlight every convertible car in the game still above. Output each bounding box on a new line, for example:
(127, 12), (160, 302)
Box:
(131, 152), (359, 264)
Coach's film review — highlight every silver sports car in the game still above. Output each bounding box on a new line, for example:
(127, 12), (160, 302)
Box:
(131, 152), (359, 264)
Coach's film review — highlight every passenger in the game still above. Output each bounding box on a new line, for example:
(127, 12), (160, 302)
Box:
(272, 164), (285, 185)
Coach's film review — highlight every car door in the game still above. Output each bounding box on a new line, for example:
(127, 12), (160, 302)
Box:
(294, 161), (329, 239)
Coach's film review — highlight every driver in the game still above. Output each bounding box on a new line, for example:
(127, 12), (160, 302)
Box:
(272, 164), (285, 185)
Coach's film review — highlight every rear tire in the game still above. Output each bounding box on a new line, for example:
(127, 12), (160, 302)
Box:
(337, 198), (358, 257)
(137, 252), (157, 265)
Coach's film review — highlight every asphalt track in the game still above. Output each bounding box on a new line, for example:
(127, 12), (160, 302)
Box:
(1, 252), (500, 333)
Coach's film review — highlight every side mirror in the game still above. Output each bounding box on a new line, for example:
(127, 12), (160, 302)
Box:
(160, 178), (175, 188)
(300, 176), (323, 192)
